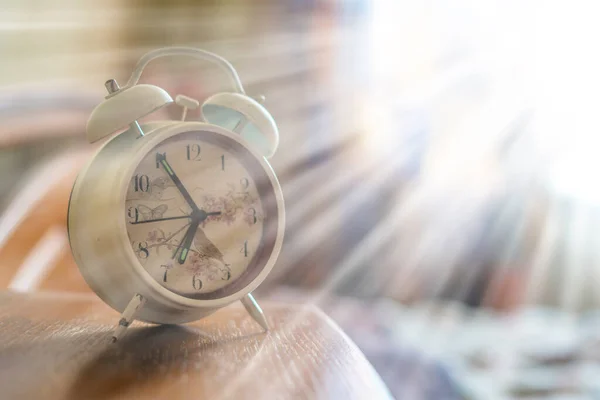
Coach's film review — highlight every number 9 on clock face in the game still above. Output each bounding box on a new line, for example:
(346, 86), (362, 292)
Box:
(124, 130), (279, 300)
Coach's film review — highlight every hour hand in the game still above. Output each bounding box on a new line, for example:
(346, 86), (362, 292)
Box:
(156, 153), (199, 213)
(177, 218), (200, 264)
(172, 211), (222, 264)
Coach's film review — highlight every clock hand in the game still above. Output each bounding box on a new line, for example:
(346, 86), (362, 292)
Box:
(130, 212), (220, 225)
(130, 215), (191, 224)
(173, 210), (223, 264)
(156, 153), (200, 213)
(173, 221), (194, 261)
(177, 218), (201, 264)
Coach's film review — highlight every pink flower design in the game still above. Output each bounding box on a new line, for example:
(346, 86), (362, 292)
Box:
(147, 230), (159, 243)
(195, 188), (261, 227)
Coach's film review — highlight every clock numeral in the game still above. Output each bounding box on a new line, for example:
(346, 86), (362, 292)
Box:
(248, 208), (257, 224)
(241, 240), (248, 257)
(222, 271), (231, 281)
(127, 206), (140, 223)
(186, 144), (201, 160)
(221, 155), (225, 170)
(240, 177), (249, 190)
(192, 275), (203, 290)
(134, 241), (149, 259)
(133, 174), (150, 192)
(155, 152), (166, 168)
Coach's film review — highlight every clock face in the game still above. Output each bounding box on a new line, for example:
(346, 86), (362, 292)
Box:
(125, 130), (278, 300)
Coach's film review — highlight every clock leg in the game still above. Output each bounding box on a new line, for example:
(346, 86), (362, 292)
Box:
(240, 293), (269, 332)
(111, 293), (147, 343)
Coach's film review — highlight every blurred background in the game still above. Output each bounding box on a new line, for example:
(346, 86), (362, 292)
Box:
(3, 0), (600, 398)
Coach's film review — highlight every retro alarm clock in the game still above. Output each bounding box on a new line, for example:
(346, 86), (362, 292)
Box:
(68, 47), (285, 342)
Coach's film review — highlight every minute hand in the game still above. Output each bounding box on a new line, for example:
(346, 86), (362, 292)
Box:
(157, 154), (200, 213)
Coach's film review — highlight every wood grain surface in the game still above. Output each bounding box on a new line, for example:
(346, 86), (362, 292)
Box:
(0, 291), (391, 400)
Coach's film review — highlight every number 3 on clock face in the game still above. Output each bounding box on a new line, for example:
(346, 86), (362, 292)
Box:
(124, 130), (278, 300)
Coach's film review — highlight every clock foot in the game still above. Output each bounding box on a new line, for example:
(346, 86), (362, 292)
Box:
(241, 293), (269, 332)
(111, 293), (146, 343)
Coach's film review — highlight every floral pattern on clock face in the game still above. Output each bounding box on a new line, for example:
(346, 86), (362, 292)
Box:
(125, 131), (267, 299)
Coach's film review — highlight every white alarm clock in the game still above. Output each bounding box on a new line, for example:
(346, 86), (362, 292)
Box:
(68, 47), (285, 341)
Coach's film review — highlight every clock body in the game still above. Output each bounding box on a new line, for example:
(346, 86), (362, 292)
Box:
(68, 122), (285, 324)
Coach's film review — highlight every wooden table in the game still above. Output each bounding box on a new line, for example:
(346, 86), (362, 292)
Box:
(0, 291), (391, 400)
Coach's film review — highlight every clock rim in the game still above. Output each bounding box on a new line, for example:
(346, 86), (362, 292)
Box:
(120, 126), (282, 303)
